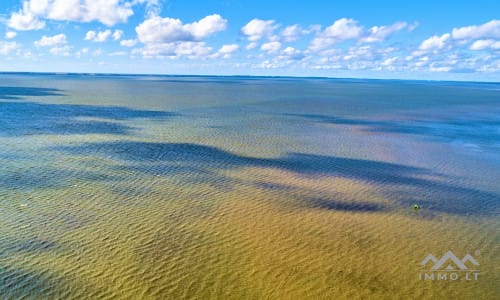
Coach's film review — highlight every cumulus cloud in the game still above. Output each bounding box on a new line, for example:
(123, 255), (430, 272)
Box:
(8, 10), (45, 30)
(133, 41), (212, 59)
(5, 31), (17, 39)
(452, 20), (500, 40)
(281, 46), (304, 60)
(261, 41), (282, 53)
(85, 29), (123, 42)
(419, 33), (450, 50)
(246, 42), (258, 50)
(324, 18), (363, 39)
(34, 33), (67, 47)
(113, 30), (124, 40)
(134, 14), (227, 58)
(85, 30), (108, 42)
(185, 15), (228, 40)
(218, 44), (239, 54)
(470, 39), (500, 50)
(50, 45), (71, 56)
(252, 46), (306, 69)
(241, 19), (278, 41)
(309, 18), (363, 51)
(120, 39), (137, 47)
(360, 22), (408, 43)
(280, 24), (318, 42)
(212, 44), (239, 59)
(0, 41), (19, 55)
(136, 14), (227, 43)
(7, 0), (146, 30)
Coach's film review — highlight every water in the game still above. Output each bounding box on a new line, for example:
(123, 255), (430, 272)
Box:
(0, 73), (499, 299)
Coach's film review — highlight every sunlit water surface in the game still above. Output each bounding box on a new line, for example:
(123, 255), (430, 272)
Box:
(0, 74), (499, 299)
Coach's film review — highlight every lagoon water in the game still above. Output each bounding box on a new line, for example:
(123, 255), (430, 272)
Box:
(0, 73), (499, 299)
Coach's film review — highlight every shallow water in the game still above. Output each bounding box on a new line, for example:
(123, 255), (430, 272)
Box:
(0, 74), (499, 299)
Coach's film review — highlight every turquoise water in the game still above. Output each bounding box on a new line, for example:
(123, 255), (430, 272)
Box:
(0, 74), (499, 299)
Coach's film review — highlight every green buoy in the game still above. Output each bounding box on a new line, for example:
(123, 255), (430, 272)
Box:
(413, 204), (421, 211)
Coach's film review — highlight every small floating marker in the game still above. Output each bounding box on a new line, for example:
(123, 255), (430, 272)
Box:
(20, 203), (29, 208)
(413, 204), (421, 211)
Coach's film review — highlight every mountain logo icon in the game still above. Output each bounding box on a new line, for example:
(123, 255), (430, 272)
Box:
(421, 251), (479, 270)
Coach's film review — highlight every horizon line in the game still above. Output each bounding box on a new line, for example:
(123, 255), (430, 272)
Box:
(0, 71), (499, 84)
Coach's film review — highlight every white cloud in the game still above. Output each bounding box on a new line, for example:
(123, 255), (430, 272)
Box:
(253, 60), (280, 69)
(136, 17), (190, 43)
(309, 18), (363, 51)
(241, 19), (278, 41)
(281, 25), (303, 42)
(283, 46), (298, 56)
(212, 44), (239, 59)
(167, 42), (212, 57)
(136, 14), (227, 44)
(360, 22), (408, 43)
(0, 42), (19, 55)
(323, 18), (363, 39)
(8, 10), (45, 30)
(120, 39), (138, 47)
(218, 44), (239, 54)
(261, 41), (282, 53)
(429, 64), (451, 72)
(113, 30), (124, 40)
(134, 14), (227, 59)
(84, 29), (123, 42)
(50, 45), (71, 56)
(452, 20), (500, 40)
(246, 42), (258, 50)
(419, 33), (450, 50)
(84, 31), (96, 40)
(133, 41), (213, 59)
(34, 33), (67, 47)
(381, 56), (399, 66)
(280, 46), (304, 60)
(85, 30), (111, 42)
(184, 14), (228, 39)
(280, 24), (318, 42)
(5, 31), (17, 39)
(7, 0), (143, 30)
(470, 39), (500, 50)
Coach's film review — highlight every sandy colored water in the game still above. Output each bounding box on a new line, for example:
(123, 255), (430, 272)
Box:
(0, 75), (498, 299)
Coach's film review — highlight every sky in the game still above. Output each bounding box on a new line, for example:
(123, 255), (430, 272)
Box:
(0, 0), (499, 81)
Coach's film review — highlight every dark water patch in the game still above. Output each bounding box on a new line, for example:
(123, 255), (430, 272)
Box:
(393, 184), (500, 217)
(0, 86), (63, 100)
(0, 167), (123, 190)
(53, 141), (500, 216)
(304, 198), (385, 212)
(0, 264), (72, 299)
(1, 238), (58, 255)
(0, 101), (176, 136)
(53, 141), (429, 181)
(287, 113), (500, 151)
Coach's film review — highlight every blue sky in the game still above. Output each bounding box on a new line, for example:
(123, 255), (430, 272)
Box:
(0, 0), (498, 81)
